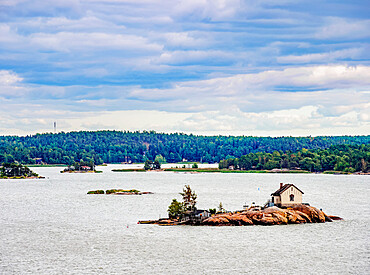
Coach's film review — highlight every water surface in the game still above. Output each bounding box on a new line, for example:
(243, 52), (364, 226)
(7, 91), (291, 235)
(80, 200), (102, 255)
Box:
(1, 165), (369, 274)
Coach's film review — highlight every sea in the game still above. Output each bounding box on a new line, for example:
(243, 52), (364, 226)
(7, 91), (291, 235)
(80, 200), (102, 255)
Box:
(0, 164), (369, 274)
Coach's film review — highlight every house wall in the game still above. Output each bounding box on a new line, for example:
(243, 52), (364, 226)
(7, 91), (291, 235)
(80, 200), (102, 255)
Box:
(272, 195), (280, 204)
(280, 186), (302, 206)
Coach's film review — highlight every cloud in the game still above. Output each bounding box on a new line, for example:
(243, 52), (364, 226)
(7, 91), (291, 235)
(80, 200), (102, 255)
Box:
(2, 64), (366, 136)
(0, 107), (193, 136)
(177, 104), (369, 136)
(18, 15), (126, 33)
(1, 0), (83, 18)
(129, 65), (370, 106)
(161, 32), (210, 48)
(0, 0), (369, 136)
(316, 18), (370, 39)
(153, 50), (235, 66)
(173, 0), (243, 21)
(29, 32), (163, 53)
(0, 70), (22, 85)
(0, 70), (28, 97)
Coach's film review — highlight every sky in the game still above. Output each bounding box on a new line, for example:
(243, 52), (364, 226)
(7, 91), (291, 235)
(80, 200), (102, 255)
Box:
(0, 0), (369, 136)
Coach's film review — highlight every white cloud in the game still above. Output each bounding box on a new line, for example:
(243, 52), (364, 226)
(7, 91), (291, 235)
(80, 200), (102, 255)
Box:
(153, 50), (234, 65)
(0, 24), (27, 50)
(161, 32), (210, 48)
(0, 70), (22, 85)
(0, 107), (193, 136)
(317, 102), (370, 117)
(174, 0), (242, 21)
(20, 15), (126, 33)
(30, 32), (163, 52)
(358, 111), (369, 122)
(0, 84), (369, 136)
(316, 18), (370, 39)
(0, 70), (28, 97)
(129, 65), (370, 106)
(177, 105), (369, 136)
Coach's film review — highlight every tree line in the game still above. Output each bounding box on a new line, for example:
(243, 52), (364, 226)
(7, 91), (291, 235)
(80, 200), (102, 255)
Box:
(218, 144), (369, 173)
(0, 130), (368, 165)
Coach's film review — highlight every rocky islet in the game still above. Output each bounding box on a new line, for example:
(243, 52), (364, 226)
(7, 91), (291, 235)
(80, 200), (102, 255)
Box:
(140, 204), (342, 226)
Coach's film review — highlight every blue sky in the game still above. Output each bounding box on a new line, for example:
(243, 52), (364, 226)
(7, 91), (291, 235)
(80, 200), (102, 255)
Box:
(0, 0), (369, 136)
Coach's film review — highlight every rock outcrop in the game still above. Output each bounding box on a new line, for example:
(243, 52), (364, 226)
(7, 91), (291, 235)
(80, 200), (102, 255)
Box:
(201, 205), (334, 226)
(139, 205), (342, 226)
(327, 215), (343, 221)
(202, 213), (253, 226)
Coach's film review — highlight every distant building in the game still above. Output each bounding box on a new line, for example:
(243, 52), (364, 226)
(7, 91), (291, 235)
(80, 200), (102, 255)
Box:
(194, 209), (211, 219)
(62, 161), (95, 172)
(34, 158), (43, 164)
(182, 209), (211, 223)
(271, 183), (304, 207)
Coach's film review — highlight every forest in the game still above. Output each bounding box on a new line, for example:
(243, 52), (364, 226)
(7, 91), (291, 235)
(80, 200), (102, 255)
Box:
(218, 144), (369, 173)
(0, 130), (369, 165)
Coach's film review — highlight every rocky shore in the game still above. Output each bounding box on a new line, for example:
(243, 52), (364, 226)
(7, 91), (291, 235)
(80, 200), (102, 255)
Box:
(88, 189), (153, 195)
(0, 176), (45, 179)
(139, 204), (342, 226)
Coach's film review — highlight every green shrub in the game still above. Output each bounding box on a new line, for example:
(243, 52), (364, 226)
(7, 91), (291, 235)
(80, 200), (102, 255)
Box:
(87, 190), (105, 194)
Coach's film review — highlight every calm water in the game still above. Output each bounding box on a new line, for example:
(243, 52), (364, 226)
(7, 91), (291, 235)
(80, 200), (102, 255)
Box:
(1, 165), (369, 274)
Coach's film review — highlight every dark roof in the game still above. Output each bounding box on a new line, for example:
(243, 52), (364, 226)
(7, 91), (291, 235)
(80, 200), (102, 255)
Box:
(184, 209), (209, 216)
(271, 184), (304, 196)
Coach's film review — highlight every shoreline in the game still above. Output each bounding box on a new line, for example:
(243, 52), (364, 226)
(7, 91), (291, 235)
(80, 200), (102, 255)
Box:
(26, 164), (67, 167)
(112, 167), (369, 175)
(60, 170), (103, 173)
(0, 176), (45, 179)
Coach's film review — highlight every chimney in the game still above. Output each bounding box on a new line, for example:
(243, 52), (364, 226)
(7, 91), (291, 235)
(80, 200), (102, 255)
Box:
(280, 183), (283, 189)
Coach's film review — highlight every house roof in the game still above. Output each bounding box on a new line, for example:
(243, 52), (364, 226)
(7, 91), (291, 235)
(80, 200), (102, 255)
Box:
(271, 184), (304, 196)
(184, 209), (209, 215)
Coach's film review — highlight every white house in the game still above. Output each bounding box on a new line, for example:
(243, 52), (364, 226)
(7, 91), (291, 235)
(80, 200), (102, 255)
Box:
(271, 183), (304, 207)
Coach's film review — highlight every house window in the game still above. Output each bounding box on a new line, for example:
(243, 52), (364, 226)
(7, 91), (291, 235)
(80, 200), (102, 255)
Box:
(290, 194), (294, 201)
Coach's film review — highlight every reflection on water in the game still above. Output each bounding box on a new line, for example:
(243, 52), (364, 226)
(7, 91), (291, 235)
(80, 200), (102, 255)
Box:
(0, 165), (369, 274)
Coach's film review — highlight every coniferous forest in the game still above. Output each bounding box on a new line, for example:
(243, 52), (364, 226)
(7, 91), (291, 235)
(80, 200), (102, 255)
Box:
(219, 144), (369, 173)
(0, 131), (369, 168)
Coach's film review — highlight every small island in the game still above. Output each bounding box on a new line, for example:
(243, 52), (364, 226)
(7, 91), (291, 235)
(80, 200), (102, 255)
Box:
(0, 162), (44, 179)
(112, 144), (369, 175)
(87, 189), (153, 195)
(139, 184), (342, 226)
(61, 160), (102, 173)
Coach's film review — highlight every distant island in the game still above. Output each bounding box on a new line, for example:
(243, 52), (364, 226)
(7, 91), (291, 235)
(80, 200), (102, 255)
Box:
(113, 167), (367, 175)
(218, 144), (369, 174)
(87, 189), (153, 195)
(112, 143), (370, 174)
(139, 184), (342, 226)
(61, 160), (102, 173)
(0, 163), (44, 179)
